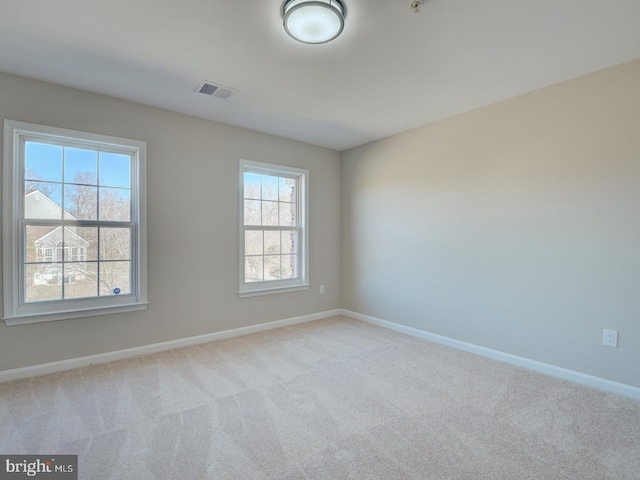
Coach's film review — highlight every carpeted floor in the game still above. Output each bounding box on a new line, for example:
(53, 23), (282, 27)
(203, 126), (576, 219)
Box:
(1, 316), (639, 479)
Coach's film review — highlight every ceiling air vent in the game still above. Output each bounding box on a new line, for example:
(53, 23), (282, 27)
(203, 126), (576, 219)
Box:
(195, 80), (237, 99)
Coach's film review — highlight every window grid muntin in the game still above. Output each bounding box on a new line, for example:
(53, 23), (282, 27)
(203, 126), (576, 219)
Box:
(243, 225), (301, 283)
(16, 130), (137, 308)
(23, 141), (133, 222)
(21, 219), (134, 304)
(242, 169), (301, 283)
(4, 120), (147, 324)
(242, 171), (298, 227)
(240, 160), (308, 295)
(243, 169), (300, 284)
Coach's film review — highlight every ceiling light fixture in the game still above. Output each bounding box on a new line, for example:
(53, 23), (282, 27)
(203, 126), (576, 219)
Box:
(282, 0), (347, 44)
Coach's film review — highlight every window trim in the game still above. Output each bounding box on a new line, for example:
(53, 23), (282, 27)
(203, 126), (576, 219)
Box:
(238, 159), (309, 297)
(2, 119), (148, 325)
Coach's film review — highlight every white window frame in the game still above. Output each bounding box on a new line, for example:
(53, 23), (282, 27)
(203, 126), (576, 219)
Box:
(239, 159), (309, 297)
(2, 120), (148, 325)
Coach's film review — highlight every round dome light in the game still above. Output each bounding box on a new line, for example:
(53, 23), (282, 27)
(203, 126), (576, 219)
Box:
(282, 0), (347, 44)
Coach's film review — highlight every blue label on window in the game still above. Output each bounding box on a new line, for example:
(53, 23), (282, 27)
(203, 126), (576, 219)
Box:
(114, 288), (121, 295)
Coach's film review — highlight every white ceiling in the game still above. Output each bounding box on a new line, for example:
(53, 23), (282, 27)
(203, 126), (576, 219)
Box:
(1, 0), (639, 151)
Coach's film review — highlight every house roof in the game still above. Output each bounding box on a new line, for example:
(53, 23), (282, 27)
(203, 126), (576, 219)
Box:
(36, 227), (89, 247)
(1, 1), (639, 150)
(25, 190), (77, 221)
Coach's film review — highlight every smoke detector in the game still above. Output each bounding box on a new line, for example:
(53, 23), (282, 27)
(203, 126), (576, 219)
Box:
(194, 80), (237, 99)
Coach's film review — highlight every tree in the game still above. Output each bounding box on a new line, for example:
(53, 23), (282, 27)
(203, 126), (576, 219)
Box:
(25, 168), (56, 197)
(50, 171), (131, 296)
(64, 172), (98, 219)
(243, 174), (298, 281)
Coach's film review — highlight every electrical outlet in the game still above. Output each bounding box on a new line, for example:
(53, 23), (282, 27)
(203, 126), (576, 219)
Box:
(603, 329), (618, 348)
(319, 285), (325, 295)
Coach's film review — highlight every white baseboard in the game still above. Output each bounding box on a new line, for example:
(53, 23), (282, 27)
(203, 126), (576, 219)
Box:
(5, 307), (638, 401)
(341, 309), (640, 401)
(0, 309), (342, 383)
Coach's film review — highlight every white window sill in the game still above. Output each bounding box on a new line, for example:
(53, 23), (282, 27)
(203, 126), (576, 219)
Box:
(239, 284), (309, 298)
(3, 302), (149, 326)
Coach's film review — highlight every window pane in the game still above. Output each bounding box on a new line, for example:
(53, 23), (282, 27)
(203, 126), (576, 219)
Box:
(25, 225), (54, 262)
(99, 261), (131, 296)
(75, 227), (98, 261)
(99, 228), (131, 261)
(64, 184), (97, 220)
(264, 231), (280, 254)
(245, 230), (263, 256)
(25, 264), (63, 302)
(240, 162), (306, 292)
(6, 121), (146, 322)
(262, 175), (278, 201)
(281, 255), (297, 279)
(244, 200), (261, 226)
(64, 147), (98, 184)
(24, 185), (63, 219)
(281, 230), (298, 254)
(62, 227), (92, 262)
(264, 255), (281, 280)
(245, 256), (263, 282)
(279, 177), (296, 202)
(279, 202), (296, 227)
(244, 173), (261, 200)
(27, 226), (64, 262)
(99, 188), (130, 221)
(262, 201), (278, 226)
(25, 142), (62, 183)
(64, 263), (98, 299)
(99, 152), (131, 188)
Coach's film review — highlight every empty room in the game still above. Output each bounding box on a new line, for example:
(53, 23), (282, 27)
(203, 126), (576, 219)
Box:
(1, 0), (639, 478)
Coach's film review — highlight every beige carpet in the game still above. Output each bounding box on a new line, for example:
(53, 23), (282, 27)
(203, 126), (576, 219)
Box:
(1, 316), (639, 479)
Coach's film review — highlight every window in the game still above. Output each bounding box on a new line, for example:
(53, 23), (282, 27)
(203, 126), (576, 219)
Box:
(2, 120), (147, 325)
(239, 160), (308, 297)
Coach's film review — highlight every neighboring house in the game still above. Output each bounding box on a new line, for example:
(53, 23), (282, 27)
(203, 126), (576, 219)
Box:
(25, 190), (89, 285)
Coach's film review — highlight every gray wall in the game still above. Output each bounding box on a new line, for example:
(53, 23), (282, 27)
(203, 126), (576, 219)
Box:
(342, 60), (640, 388)
(0, 72), (342, 370)
(3, 60), (640, 389)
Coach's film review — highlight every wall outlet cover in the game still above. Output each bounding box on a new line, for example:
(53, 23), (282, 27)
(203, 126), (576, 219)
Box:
(603, 329), (618, 348)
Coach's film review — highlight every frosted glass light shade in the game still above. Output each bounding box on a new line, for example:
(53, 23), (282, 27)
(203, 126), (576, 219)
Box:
(282, 0), (346, 44)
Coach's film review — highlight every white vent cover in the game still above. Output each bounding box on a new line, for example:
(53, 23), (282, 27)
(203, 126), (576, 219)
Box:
(195, 80), (237, 99)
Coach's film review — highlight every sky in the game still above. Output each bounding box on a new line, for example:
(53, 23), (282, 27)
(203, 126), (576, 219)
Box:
(24, 141), (131, 189)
